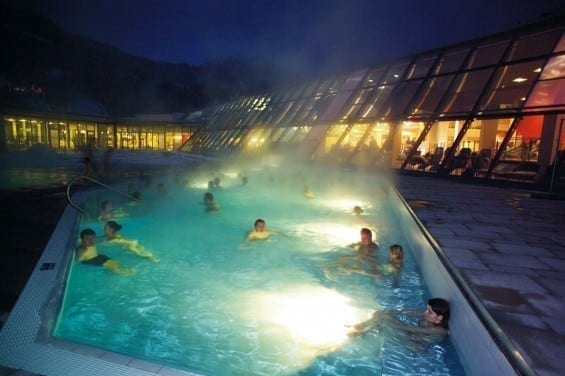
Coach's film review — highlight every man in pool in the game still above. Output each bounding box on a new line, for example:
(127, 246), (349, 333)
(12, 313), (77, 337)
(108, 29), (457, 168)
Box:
(327, 228), (379, 278)
(76, 228), (133, 275)
(103, 221), (157, 261)
(348, 298), (450, 342)
(349, 227), (378, 258)
(246, 218), (274, 240)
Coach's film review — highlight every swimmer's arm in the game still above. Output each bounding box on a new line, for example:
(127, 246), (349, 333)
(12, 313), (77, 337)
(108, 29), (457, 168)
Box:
(389, 321), (447, 335)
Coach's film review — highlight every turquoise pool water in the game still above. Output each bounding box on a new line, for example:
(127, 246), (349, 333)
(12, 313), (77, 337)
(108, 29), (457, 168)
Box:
(54, 166), (465, 375)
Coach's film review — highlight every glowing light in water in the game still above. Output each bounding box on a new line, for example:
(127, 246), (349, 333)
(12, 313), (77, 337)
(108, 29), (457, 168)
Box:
(290, 222), (359, 247)
(254, 286), (370, 348)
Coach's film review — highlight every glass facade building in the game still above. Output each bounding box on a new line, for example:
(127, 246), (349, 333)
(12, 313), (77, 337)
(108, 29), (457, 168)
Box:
(1, 111), (197, 152)
(181, 17), (565, 183)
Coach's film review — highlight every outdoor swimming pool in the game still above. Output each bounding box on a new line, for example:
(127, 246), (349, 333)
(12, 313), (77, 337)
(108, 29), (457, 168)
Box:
(51, 165), (466, 375)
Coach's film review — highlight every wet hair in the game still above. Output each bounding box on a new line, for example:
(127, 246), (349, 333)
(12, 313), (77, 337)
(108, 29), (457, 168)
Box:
(428, 298), (450, 329)
(100, 200), (110, 210)
(214, 177), (221, 186)
(106, 221), (122, 232)
(208, 180), (214, 188)
(353, 205), (364, 215)
(80, 228), (95, 239)
(360, 228), (372, 238)
(254, 218), (265, 227)
(204, 192), (214, 201)
(131, 191), (141, 199)
(389, 244), (404, 258)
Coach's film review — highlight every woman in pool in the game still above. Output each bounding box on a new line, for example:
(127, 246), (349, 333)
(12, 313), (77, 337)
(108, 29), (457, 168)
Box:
(103, 221), (157, 261)
(76, 228), (133, 275)
(349, 298), (450, 342)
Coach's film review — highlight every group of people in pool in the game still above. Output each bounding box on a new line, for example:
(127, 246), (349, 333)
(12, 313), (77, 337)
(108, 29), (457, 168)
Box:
(76, 220), (157, 275)
(243, 215), (450, 339)
(79, 171), (450, 341)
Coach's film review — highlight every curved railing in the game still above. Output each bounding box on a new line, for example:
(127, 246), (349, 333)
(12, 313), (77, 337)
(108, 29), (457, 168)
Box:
(66, 175), (140, 214)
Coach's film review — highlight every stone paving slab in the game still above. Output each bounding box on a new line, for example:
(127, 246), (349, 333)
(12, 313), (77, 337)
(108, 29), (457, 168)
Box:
(397, 175), (565, 376)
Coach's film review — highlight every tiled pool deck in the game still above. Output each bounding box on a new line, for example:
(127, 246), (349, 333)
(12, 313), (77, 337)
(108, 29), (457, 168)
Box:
(396, 175), (565, 376)
(0, 169), (564, 375)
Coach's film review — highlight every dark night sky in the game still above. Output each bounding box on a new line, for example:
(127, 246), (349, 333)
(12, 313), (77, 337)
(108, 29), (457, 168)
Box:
(5, 0), (565, 76)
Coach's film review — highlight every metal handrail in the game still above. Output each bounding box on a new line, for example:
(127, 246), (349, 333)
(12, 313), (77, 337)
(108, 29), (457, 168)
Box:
(66, 175), (140, 214)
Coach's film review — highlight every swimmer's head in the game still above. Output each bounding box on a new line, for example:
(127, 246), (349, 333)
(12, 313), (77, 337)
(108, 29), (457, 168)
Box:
(389, 244), (403, 266)
(104, 221), (122, 237)
(426, 298), (450, 329)
(353, 206), (364, 215)
(254, 218), (266, 232)
(131, 191), (141, 200)
(204, 192), (214, 204)
(80, 228), (96, 246)
(214, 177), (221, 187)
(360, 228), (373, 243)
(208, 180), (214, 189)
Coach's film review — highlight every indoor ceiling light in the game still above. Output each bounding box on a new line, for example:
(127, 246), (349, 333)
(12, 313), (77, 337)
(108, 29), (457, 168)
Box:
(512, 77), (527, 83)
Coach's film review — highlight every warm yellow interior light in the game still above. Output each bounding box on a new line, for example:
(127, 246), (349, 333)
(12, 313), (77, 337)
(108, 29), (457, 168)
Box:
(512, 77), (527, 83)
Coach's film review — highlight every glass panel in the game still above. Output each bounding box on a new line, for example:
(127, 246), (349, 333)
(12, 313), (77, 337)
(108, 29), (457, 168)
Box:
(387, 80), (423, 117)
(480, 59), (544, 111)
(292, 126), (312, 143)
(359, 85), (394, 119)
(363, 67), (386, 87)
(343, 124), (371, 150)
(410, 75), (455, 116)
(395, 121), (426, 167)
(435, 49), (468, 74)
(441, 69), (494, 114)
(540, 55), (565, 80)
(340, 88), (375, 122)
(506, 29), (563, 61)
(525, 78), (565, 108)
(468, 40), (508, 69)
(383, 61), (409, 83)
(279, 126), (299, 143)
(407, 54), (437, 79)
(500, 116), (543, 162)
(554, 32), (565, 52)
(315, 124), (349, 157)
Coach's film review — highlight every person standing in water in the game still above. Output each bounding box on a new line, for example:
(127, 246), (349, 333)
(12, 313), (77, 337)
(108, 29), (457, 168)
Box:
(76, 228), (133, 275)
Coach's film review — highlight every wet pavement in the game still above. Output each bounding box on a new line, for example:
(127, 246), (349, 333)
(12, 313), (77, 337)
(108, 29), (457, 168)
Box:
(0, 168), (564, 375)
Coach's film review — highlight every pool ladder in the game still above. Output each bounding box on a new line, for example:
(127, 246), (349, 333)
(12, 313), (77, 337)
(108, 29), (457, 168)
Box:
(66, 175), (140, 214)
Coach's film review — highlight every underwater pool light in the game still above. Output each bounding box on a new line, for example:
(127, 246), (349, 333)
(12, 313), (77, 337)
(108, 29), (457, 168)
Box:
(256, 286), (370, 347)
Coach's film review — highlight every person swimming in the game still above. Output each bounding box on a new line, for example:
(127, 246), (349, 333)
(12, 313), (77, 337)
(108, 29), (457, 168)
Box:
(349, 298), (450, 343)
(75, 228), (133, 275)
(103, 221), (157, 261)
(246, 218), (275, 240)
(353, 205), (364, 215)
(203, 192), (220, 212)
